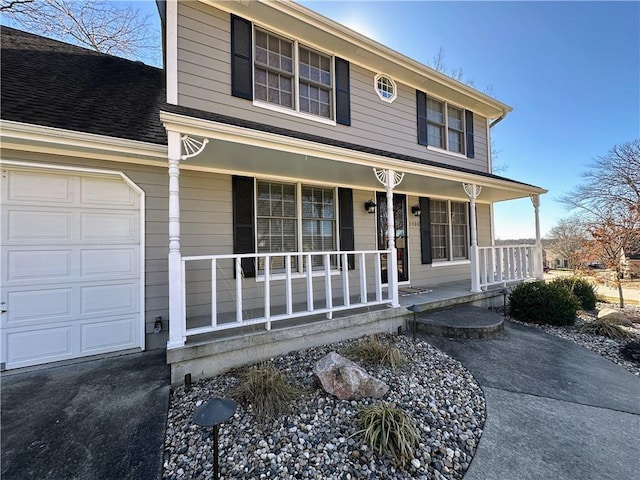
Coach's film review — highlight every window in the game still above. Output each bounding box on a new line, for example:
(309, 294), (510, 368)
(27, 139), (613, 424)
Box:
(254, 28), (333, 120)
(430, 200), (468, 261)
(374, 74), (397, 102)
(427, 98), (445, 148)
(256, 180), (336, 271)
(447, 106), (464, 154)
(417, 91), (472, 156)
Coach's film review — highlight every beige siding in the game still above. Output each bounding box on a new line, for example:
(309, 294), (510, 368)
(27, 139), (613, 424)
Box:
(176, 3), (490, 173)
(477, 203), (492, 247)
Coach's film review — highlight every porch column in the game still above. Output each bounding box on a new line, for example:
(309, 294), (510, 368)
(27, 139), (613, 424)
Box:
(374, 168), (405, 307)
(531, 194), (544, 279)
(167, 130), (185, 348)
(463, 183), (482, 293)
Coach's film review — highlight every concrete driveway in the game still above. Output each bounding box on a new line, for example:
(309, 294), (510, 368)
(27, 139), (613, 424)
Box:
(1, 349), (170, 480)
(422, 321), (640, 480)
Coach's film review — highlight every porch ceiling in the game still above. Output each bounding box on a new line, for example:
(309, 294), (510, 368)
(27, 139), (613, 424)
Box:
(161, 111), (546, 203)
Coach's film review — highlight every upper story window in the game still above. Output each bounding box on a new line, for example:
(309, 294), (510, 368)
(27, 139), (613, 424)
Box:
(374, 74), (397, 102)
(254, 28), (333, 120)
(417, 91), (475, 158)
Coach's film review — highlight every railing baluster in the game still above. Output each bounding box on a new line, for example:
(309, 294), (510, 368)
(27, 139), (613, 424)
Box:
(264, 257), (271, 330)
(480, 248), (487, 288)
(342, 253), (350, 307)
(374, 253), (382, 302)
(211, 259), (217, 328)
(324, 253), (332, 318)
(306, 253), (313, 311)
(359, 253), (367, 304)
(181, 258), (187, 337)
(285, 254), (292, 315)
(235, 257), (243, 323)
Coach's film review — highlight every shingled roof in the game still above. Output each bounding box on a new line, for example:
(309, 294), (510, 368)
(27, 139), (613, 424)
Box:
(0, 26), (167, 145)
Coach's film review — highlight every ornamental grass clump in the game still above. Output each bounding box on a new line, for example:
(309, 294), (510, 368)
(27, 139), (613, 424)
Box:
(578, 318), (635, 340)
(550, 276), (597, 311)
(229, 364), (302, 418)
(347, 335), (407, 368)
(509, 280), (579, 326)
(356, 402), (420, 466)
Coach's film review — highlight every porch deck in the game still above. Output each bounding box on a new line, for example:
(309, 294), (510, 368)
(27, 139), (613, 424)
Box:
(166, 280), (513, 384)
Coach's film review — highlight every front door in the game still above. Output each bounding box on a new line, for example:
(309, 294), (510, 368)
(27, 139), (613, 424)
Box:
(376, 192), (408, 284)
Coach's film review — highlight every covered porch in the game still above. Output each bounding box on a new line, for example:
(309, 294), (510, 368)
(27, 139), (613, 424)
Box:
(160, 109), (546, 382)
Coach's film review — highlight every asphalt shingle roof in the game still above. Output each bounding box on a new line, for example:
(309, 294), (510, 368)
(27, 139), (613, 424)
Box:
(0, 26), (167, 145)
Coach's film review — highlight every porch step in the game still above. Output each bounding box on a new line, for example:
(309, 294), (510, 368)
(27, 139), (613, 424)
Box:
(414, 306), (504, 339)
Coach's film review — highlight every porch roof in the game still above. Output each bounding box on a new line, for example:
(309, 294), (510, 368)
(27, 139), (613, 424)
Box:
(161, 105), (547, 203)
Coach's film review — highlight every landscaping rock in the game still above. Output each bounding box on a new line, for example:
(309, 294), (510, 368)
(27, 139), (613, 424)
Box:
(313, 352), (389, 400)
(598, 308), (632, 326)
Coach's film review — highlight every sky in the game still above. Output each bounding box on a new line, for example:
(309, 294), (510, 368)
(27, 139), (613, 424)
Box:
(4, 1), (639, 240)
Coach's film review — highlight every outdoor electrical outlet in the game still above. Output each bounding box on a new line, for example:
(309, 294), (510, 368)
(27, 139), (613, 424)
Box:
(154, 316), (162, 333)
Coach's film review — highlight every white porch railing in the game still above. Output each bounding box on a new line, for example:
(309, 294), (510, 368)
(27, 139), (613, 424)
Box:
(478, 245), (539, 290)
(180, 249), (391, 339)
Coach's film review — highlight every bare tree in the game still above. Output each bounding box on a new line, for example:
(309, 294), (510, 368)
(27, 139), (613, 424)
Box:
(0, 0), (33, 11)
(3, 0), (161, 65)
(546, 216), (589, 273)
(561, 139), (640, 306)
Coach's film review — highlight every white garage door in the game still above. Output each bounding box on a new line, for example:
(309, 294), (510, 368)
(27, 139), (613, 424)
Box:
(1, 165), (144, 370)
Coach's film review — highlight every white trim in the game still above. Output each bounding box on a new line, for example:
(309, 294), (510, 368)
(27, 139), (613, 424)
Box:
(427, 145), (468, 161)
(166, 0), (178, 104)
(159, 111), (547, 196)
(252, 100), (337, 127)
(431, 260), (471, 268)
(373, 73), (397, 103)
(0, 160), (147, 353)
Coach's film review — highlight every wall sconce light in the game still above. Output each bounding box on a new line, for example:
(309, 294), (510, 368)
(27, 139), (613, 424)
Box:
(364, 199), (376, 214)
(411, 204), (422, 216)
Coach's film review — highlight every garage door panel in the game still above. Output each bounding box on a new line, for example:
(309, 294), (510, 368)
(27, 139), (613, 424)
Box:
(81, 177), (138, 207)
(7, 249), (73, 282)
(7, 210), (73, 241)
(81, 317), (137, 353)
(81, 212), (137, 241)
(81, 283), (137, 315)
(6, 170), (74, 203)
(5, 326), (73, 367)
(81, 248), (138, 278)
(5, 288), (73, 324)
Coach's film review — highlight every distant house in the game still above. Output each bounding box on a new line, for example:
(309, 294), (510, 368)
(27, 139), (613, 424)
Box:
(1, 1), (546, 381)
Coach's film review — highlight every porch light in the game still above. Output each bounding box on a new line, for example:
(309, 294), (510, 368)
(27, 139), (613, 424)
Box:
(411, 204), (422, 216)
(364, 199), (376, 214)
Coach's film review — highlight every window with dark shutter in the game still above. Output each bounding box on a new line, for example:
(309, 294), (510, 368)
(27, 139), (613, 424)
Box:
(419, 197), (432, 264)
(465, 110), (475, 158)
(231, 15), (253, 100)
(416, 90), (428, 146)
(232, 175), (255, 278)
(335, 57), (351, 126)
(338, 188), (355, 269)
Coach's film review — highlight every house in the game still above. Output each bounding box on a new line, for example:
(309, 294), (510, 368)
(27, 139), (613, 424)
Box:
(0, 1), (546, 382)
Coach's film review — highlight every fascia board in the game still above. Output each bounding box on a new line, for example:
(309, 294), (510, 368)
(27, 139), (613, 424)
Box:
(161, 110), (545, 197)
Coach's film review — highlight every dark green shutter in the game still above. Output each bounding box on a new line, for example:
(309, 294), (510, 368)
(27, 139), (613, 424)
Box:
(465, 110), (475, 158)
(417, 90), (428, 146)
(230, 15), (253, 100)
(338, 188), (355, 269)
(335, 57), (351, 126)
(232, 175), (255, 278)
(419, 197), (432, 264)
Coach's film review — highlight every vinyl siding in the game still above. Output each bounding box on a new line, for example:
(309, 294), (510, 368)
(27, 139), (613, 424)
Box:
(176, 2), (491, 173)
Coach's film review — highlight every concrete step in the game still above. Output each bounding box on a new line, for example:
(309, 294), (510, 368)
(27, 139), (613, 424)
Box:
(413, 305), (504, 339)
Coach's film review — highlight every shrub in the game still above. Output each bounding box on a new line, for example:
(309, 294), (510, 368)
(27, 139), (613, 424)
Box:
(357, 402), (419, 465)
(550, 277), (597, 310)
(620, 341), (640, 364)
(509, 281), (579, 326)
(229, 364), (302, 418)
(347, 335), (407, 368)
(579, 319), (634, 340)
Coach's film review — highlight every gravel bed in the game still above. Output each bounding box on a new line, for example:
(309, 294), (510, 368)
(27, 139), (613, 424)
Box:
(163, 334), (485, 480)
(509, 303), (640, 377)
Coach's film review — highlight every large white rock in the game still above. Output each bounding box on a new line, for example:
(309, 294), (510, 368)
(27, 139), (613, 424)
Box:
(313, 352), (389, 400)
(597, 308), (632, 326)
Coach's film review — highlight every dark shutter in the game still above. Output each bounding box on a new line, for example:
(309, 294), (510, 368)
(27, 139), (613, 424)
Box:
(335, 57), (351, 126)
(465, 110), (475, 158)
(232, 175), (255, 278)
(419, 197), (432, 264)
(230, 15), (253, 100)
(338, 188), (355, 269)
(416, 90), (428, 146)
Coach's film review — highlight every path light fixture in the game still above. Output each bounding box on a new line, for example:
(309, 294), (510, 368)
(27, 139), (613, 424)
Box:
(193, 397), (237, 479)
(364, 199), (376, 214)
(500, 288), (510, 318)
(406, 304), (423, 341)
(411, 204), (422, 216)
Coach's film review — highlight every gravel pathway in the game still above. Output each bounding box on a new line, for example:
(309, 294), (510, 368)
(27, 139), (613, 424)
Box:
(163, 334), (485, 480)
